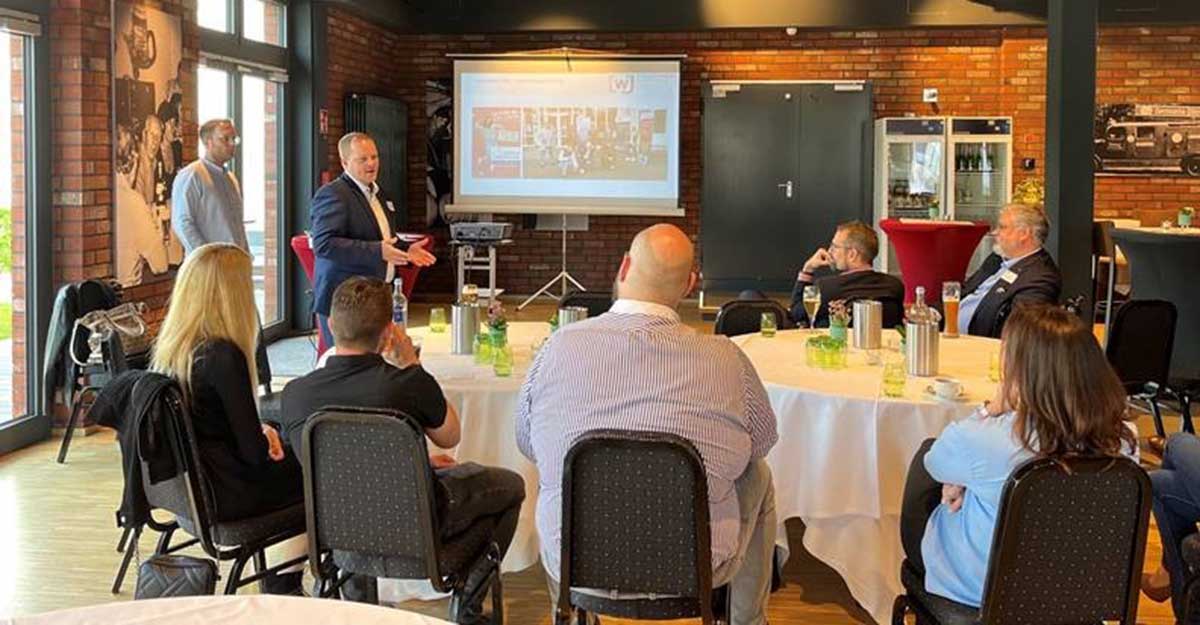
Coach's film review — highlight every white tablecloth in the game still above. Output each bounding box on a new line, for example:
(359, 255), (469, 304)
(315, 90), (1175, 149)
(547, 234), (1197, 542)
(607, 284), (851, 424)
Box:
(731, 329), (996, 624)
(391, 322), (996, 624)
(2, 595), (452, 625)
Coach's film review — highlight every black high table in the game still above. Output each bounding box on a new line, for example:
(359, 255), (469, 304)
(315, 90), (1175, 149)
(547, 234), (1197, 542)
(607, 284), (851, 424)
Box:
(1112, 226), (1200, 429)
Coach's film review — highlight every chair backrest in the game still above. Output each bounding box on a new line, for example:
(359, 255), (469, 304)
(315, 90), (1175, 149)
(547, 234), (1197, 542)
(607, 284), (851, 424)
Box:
(290, 234), (316, 285)
(1106, 299), (1177, 388)
(979, 455), (1151, 625)
(714, 299), (792, 336)
(559, 429), (714, 619)
(559, 290), (613, 318)
(301, 407), (444, 586)
(1092, 220), (1116, 259)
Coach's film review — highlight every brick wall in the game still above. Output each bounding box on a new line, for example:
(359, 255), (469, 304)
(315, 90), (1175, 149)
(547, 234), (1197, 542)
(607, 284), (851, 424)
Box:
(43, 0), (197, 424)
(322, 11), (1200, 296)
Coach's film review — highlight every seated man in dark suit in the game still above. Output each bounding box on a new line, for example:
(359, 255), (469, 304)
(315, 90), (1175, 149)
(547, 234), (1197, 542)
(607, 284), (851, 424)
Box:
(280, 277), (524, 623)
(790, 220), (905, 328)
(958, 203), (1061, 338)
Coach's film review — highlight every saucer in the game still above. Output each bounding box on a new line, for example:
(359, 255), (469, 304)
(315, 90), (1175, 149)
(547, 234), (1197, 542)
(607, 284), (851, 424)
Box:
(923, 385), (967, 402)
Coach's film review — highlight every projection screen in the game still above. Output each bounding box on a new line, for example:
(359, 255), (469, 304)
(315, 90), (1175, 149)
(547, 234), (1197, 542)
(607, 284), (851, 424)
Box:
(448, 56), (682, 216)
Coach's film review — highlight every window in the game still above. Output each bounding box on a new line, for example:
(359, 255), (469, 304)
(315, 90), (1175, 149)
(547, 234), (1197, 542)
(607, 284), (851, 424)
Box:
(0, 32), (29, 423)
(197, 2), (287, 330)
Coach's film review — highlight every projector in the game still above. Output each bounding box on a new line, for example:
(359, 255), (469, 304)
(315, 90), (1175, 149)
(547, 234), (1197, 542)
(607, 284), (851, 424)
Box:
(450, 222), (513, 242)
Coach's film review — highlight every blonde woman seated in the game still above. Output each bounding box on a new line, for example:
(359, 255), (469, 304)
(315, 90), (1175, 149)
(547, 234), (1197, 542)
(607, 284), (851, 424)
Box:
(900, 302), (1136, 608)
(152, 243), (304, 592)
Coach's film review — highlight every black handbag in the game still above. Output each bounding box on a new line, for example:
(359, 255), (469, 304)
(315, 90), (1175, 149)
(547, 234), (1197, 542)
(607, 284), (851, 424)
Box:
(134, 554), (218, 599)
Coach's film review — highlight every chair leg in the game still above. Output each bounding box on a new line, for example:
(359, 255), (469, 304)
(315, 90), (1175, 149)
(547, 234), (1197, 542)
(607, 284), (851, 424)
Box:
(154, 525), (177, 555)
(56, 386), (98, 464)
(1151, 396), (1168, 439)
(111, 525), (142, 594)
(1183, 391), (1196, 435)
(1102, 258), (1116, 347)
(254, 550), (269, 593)
(224, 555), (250, 595)
(116, 526), (132, 553)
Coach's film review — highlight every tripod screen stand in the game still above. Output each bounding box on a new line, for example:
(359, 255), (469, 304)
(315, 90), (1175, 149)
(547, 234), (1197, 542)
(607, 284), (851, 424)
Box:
(518, 214), (586, 310)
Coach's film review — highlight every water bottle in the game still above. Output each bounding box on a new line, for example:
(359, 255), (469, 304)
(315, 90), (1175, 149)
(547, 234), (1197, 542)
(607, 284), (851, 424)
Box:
(904, 286), (942, 377)
(392, 278), (408, 328)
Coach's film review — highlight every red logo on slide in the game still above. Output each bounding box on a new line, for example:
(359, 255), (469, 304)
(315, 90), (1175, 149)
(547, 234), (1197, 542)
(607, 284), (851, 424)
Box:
(609, 75), (634, 93)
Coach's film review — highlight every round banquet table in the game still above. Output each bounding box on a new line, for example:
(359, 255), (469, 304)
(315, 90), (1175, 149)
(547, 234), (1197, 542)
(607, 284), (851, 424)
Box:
(730, 329), (997, 624)
(1, 595), (453, 625)
(879, 218), (991, 304)
(392, 322), (995, 624)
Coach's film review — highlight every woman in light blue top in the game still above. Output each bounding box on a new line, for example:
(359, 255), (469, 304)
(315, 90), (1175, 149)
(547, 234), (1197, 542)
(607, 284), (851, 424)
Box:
(902, 303), (1136, 607)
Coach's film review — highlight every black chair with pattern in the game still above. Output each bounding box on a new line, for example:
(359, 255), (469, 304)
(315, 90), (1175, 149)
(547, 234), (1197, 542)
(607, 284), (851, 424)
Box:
(301, 407), (503, 622)
(556, 429), (731, 625)
(714, 299), (794, 337)
(559, 290), (614, 318)
(1106, 299), (1178, 441)
(142, 377), (308, 595)
(892, 455), (1151, 625)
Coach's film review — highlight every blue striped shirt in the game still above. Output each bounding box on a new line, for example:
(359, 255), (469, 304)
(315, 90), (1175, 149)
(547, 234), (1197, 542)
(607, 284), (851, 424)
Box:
(515, 299), (779, 575)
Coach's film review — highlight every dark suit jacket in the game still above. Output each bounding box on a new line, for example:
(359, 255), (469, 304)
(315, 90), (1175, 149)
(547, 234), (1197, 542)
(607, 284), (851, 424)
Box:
(790, 269), (906, 328)
(310, 173), (409, 316)
(961, 249), (1062, 338)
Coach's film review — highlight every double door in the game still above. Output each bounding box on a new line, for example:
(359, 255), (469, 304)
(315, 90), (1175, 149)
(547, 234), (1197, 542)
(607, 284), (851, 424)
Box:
(701, 82), (873, 293)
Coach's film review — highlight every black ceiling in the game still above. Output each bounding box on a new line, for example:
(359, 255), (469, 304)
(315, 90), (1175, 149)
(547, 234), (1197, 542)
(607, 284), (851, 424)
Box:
(330, 0), (1199, 34)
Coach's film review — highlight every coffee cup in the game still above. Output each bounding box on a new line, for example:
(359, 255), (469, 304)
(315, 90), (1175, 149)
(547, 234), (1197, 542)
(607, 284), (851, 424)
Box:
(933, 377), (962, 400)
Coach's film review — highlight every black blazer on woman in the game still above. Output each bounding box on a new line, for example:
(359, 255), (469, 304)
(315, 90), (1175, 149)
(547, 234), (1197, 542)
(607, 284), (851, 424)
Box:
(189, 339), (302, 521)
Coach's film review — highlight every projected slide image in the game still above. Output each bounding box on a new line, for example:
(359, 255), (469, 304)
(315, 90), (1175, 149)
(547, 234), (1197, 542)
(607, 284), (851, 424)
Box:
(520, 107), (668, 181)
(471, 108), (522, 178)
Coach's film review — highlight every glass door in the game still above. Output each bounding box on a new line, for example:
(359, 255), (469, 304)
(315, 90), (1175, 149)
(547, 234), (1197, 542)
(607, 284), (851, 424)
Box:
(948, 118), (1013, 274)
(885, 139), (945, 220)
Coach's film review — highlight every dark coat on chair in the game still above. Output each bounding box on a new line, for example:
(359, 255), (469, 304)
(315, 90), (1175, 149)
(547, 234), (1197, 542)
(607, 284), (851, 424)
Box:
(42, 280), (120, 416)
(790, 270), (906, 328)
(310, 173), (409, 316)
(961, 249), (1062, 338)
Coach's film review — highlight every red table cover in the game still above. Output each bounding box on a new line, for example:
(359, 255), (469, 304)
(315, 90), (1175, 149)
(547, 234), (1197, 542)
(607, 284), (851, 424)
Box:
(879, 219), (991, 304)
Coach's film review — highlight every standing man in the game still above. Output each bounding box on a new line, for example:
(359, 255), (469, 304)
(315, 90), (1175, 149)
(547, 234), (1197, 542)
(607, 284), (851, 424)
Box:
(311, 132), (436, 348)
(171, 119), (248, 254)
(790, 221), (906, 328)
(957, 203), (1061, 337)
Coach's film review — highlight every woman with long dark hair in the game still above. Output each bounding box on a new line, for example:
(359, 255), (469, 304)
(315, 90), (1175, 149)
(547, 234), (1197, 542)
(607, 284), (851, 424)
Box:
(901, 302), (1136, 606)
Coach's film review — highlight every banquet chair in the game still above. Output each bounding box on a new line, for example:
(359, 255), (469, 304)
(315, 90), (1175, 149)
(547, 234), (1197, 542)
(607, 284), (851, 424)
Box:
(714, 299), (794, 337)
(1106, 300), (1178, 441)
(559, 290), (614, 318)
(892, 455), (1151, 625)
(142, 378), (308, 595)
(301, 407), (503, 623)
(556, 430), (730, 625)
(1177, 533), (1200, 624)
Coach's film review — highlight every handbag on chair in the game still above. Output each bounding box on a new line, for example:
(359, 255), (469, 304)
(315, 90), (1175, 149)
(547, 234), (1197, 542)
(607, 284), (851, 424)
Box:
(134, 554), (218, 599)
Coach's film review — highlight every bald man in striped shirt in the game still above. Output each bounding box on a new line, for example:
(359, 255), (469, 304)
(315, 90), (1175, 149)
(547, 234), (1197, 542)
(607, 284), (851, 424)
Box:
(516, 224), (779, 625)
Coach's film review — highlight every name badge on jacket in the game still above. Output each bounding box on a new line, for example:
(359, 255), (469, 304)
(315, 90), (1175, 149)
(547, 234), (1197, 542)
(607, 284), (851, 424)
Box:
(1000, 269), (1019, 284)
(385, 200), (396, 212)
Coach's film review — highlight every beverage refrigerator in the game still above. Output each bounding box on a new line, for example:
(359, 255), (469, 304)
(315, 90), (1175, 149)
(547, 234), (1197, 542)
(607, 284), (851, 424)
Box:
(946, 117), (1013, 274)
(873, 117), (948, 272)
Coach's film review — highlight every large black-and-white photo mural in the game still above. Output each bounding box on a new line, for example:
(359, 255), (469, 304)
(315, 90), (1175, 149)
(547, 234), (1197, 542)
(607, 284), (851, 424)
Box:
(1094, 103), (1200, 177)
(113, 3), (185, 285)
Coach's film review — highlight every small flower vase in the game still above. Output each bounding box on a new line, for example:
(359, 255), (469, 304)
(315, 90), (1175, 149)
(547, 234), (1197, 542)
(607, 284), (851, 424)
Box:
(829, 321), (848, 343)
(1180, 210), (1193, 228)
(489, 325), (508, 348)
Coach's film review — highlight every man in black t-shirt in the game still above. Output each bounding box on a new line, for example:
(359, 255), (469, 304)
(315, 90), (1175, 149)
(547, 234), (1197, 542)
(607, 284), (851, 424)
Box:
(281, 277), (524, 624)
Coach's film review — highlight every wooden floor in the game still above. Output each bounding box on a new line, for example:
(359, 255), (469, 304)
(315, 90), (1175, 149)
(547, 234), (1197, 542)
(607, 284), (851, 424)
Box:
(0, 299), (1183, 623)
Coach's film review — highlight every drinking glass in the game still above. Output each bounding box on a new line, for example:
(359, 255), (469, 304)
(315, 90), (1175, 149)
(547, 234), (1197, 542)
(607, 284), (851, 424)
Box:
(492, 343), (514, 377)
(942, 282), (961, 338)
(429, 307), (447, 333)
(988, 351), (1001, 382)
(473, 332), (492, 365)
(882, 359), (906, 398)
(802, 285), (820, 326)
(760, 312), (777, 338)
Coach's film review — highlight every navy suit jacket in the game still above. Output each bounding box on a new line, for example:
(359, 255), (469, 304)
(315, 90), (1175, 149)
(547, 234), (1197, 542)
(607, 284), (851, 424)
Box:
(962, 249), (1061, 337)
(310, 173), (408, 316)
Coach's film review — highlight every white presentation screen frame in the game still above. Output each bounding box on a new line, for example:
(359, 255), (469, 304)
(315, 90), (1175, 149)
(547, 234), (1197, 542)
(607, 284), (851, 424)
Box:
(448, 56), (684, 217)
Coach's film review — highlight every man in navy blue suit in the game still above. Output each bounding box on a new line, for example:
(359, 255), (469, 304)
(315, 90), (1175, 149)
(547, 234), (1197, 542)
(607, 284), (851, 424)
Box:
(311, 132), (436, 348)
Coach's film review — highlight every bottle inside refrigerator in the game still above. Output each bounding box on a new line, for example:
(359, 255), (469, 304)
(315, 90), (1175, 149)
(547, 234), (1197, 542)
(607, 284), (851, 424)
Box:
(947, 117), (1013, 275)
